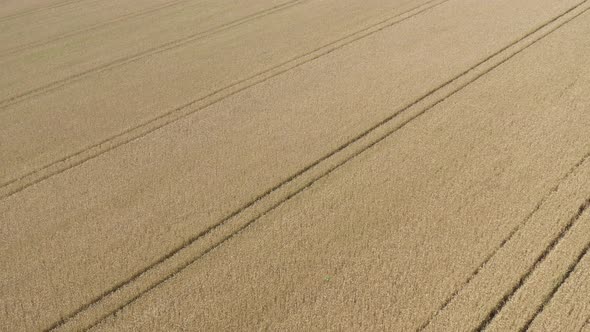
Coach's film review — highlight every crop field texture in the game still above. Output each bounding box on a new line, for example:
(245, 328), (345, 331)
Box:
(1, 0), (590, 330)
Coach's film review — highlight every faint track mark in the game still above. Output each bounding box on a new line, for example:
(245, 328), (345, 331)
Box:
(0, 0), (203, 57)
(0, 0), (306, 109)
(0, 0), (88, 23)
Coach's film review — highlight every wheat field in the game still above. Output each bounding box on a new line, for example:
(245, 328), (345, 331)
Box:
(1, 0), (590, 330)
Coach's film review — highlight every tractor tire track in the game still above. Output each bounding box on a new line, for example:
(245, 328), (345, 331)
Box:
(0, 0), (307, 109)
(0, 0), (203, 57)
(0, 0), (447, 200)
(520, 239), (590, 331)
(0, 0), (88, 23)
(475, 198), (590, 331)
(46, 2), (589, 329)
(419, 149), (590, 331)
(411, 2), (590, 329)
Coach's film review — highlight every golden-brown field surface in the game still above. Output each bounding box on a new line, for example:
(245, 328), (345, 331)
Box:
(1, 0), (590, 330)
